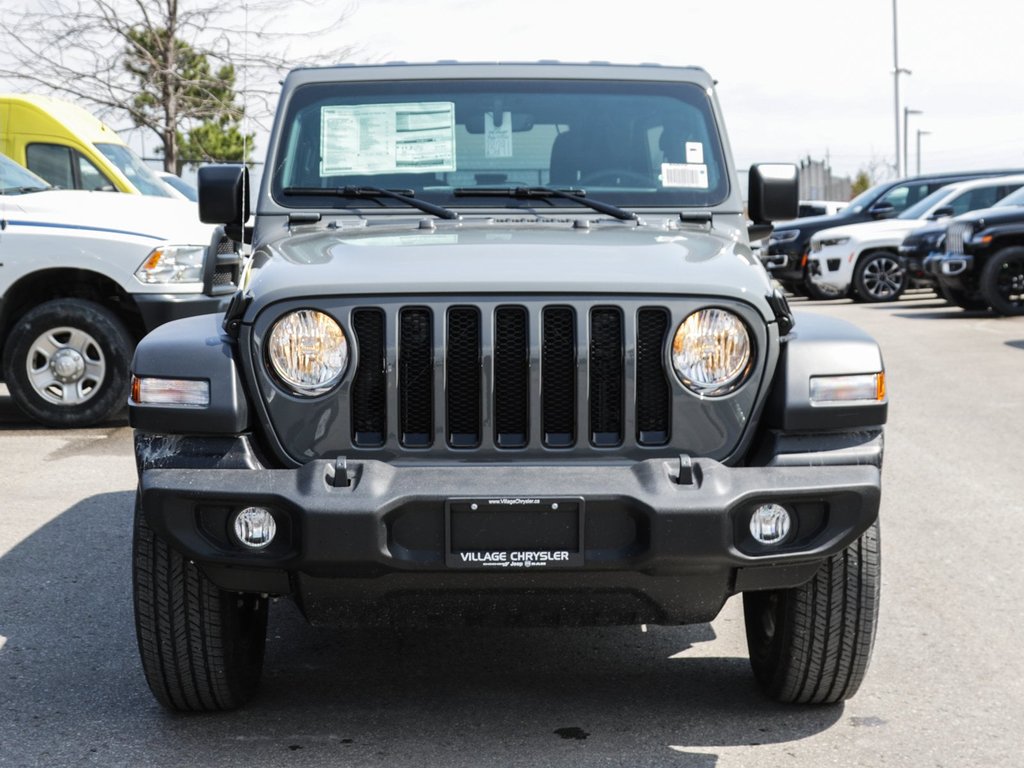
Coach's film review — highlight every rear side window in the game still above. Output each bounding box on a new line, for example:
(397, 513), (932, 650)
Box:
(949, 184), (1020, 216)
(26, 143), (116, 191)
(879, 182), (932, 213)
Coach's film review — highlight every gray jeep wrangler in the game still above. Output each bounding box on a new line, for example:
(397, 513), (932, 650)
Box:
(128, 62), (887, 711)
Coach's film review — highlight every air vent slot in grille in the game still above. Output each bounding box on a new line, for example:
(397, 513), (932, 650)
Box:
(542, 307), (576, 448)
(494, 306), (529, 448)
(351, 309), (386, 447)
(589, 307), (624, 447)
(636, 308), (670, 445)
(446, 307), (481, 448)
(399, 307), (433, 447)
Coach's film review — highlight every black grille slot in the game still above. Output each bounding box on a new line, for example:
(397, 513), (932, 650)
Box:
(399, 308), (433, 447)
(636, 308), (670, 445)
(493, 307), (529, 448)
(589, 307), (623, 447)
(446, 307), (481, 448)
(351, 309), (387, 447)
(542, 307), (576, 447)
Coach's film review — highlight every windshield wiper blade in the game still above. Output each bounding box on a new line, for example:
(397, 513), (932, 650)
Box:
(453, 186), (638, 221)
(283, 186), (459, 220)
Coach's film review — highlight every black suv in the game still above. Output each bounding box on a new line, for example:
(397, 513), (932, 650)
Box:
(764, 170), (1024, 298)
(925, 186), (1024, 313)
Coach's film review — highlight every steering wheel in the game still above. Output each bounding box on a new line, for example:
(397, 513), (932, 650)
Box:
(579, 169), (652, 187)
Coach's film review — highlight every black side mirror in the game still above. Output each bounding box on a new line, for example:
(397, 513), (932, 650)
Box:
(198, 165), (250, 241)
(747, 163), (799, 241)
(868, 201), (896, 219)
(928, 206), (954, 220)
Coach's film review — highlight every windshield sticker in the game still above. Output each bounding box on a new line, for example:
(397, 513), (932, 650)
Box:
(661, 163), (709, 189)
(485, 111), (513, 158)
(320, 102), (456, 176)
(686, 141), (704, 164)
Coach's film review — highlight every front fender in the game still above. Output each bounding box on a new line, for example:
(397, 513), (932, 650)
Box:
(129, 312), (250, 434)
(762, 311), (887, 433)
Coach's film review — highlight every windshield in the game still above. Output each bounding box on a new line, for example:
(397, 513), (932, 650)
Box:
(0, 152), (51, 194)
(95, 143), (173, 197)
(273, 78), (730, 210)
(897, 187), (951, 220)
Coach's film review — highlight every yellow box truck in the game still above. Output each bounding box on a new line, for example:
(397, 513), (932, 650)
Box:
(0, 93), (173, 197)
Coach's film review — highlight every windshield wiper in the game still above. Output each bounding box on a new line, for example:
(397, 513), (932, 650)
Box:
(283, 186), (459, 220)
(453, 186), (638, 221)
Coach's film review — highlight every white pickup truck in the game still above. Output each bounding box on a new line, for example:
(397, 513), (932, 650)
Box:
(0, 152), (240, 426)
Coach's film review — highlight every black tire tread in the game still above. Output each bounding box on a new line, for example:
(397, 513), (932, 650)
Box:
(979, 246), (1024, 316)
(853, 252), (905, 303)
(745, 520), (880, 704)
(133, 499), (266, 711)
(0, 298), (132, 427)
(936, 280), (989, 311)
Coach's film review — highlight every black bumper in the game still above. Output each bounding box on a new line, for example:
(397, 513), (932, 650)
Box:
(139, 453), (882, 626)
(924, 252), (974, 279)
(762, 241), (806, 285)
(135, 292), (231, 332)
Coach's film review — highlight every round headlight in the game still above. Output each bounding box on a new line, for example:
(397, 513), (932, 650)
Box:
(672, 309), (752, 396)
(268, 310), (348, 395)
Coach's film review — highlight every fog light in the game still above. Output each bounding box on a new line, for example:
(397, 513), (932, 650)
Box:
(750, 504), (791, 545)
(233, 507), (276, 549)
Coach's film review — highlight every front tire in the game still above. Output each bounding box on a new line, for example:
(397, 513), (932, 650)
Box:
(802, 274), (848, 301)
(854, 252), (905, 302)
(743, 520), (880, 704)
(936, 280), (989, 311)
(979, 246), (1024, 316)
(1, 299), (132, 427)
(133, 495), (268, 711)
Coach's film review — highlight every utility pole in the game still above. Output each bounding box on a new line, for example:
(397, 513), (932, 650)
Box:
(904, 107), (922, 176)
(892, 0), (911, 178)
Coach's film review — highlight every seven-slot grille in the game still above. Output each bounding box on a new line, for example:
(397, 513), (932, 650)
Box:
(349, 303), (672, 451)
(945, 222), (971, 255)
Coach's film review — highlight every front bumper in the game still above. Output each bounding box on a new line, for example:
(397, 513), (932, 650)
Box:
(139, 446), (882, 626)
(806, 246), (851, 291)
(763, 240), (806, 284)
(924, 252), (975, 278)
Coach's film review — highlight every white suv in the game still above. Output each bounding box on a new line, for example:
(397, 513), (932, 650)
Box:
(807, 175), (1024, 302)
(0, 153), (237, 426)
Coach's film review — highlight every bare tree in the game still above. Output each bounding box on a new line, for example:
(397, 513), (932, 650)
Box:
(0, 0), (358, 171)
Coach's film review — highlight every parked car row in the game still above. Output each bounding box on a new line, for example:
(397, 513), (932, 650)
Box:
(761, 169), (1024, 315)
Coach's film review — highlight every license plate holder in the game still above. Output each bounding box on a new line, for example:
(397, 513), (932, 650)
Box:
(445, 497), (584, 570)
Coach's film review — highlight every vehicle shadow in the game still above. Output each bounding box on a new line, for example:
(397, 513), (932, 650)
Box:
(0, 492), (844, 768)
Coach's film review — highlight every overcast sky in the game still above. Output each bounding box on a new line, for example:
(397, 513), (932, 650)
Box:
(332, 0), (1022, 180)
(3, 0), (1021, 183)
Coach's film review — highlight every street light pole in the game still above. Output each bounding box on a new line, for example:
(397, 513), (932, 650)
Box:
(917, 129), (931, 175)
(904, 107), (922, 176)
(892, 0), (911, 177)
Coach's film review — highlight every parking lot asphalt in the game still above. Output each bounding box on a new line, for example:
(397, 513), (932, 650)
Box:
(1, 291), (1022, 767)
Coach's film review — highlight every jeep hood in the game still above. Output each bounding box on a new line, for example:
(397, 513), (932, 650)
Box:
(1, 189), (213, 244)
(954, 204), (1024, 229)
(247, 220), (776, 318)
